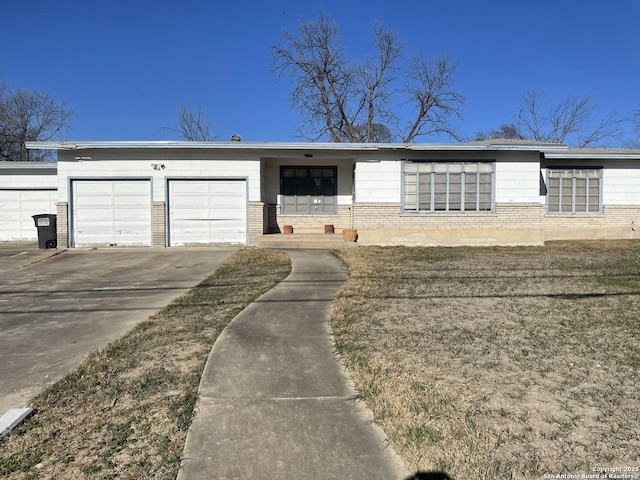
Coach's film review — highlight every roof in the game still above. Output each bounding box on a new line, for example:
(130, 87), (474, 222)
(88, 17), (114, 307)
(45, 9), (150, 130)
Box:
(25, 140), (567, 153)
(24, 140), (640, 159)
(464, 139), (564, 147)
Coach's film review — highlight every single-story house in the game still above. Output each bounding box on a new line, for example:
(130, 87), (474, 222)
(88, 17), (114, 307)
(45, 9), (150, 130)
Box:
(0, 162), (58, 241)
(17, 139), (640, 248)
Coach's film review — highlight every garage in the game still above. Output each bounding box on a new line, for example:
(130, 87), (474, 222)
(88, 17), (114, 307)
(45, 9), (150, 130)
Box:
(168, 179), (247, 245)
(0, 189), (57, 241)
(71, 179), (152, 247)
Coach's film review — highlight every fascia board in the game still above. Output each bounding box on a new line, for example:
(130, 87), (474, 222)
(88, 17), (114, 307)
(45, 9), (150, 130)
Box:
(0, 162), (56, 169)
(25, 140), (572, 155)
(25, 141), (380, 151)
(544, 151), (640, 160)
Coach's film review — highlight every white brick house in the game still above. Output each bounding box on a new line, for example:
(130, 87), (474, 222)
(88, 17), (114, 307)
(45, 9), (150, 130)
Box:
(22, 140), (640, 247)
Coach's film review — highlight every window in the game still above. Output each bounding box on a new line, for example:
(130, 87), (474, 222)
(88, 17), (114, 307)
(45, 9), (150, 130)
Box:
(547, 168), (602, 214)
(403, 161), (494, 212)
(280, 166), (337, 214)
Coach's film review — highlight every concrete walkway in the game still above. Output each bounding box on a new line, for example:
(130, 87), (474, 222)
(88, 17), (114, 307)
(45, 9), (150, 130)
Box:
(178, 249), (409, 480)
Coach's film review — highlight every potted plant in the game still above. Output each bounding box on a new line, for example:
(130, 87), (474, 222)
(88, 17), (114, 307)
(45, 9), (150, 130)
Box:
(342, 228), (357, 242)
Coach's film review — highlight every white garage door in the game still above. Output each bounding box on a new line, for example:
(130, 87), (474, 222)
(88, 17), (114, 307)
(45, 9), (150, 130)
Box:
(0, 189), (57, 241)
(168, 179), (247, 245)
(72, 180), (152, 247)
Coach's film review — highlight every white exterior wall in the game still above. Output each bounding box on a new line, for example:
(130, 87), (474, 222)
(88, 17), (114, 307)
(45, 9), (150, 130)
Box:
(1, 173), (57, 189)
(56, 150), (261, 202)
(354, 152), (542, 205)
(603, 167), (640, 204)
(354, 161), (401, 203)
(543, 159), (640, 206)
(495, 162), (543, 203)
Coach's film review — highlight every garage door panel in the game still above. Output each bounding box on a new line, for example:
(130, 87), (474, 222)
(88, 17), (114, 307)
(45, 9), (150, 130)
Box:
(75, 196), (114, 207)
(72, 180), (151, 247)
(113, 196), (150, 207)
(113, 183), (149, 195)
(173, 207), (211, 219)
(75, 183), (112, 195)
(212, 184), (245, 194)
(171, 196), (209, 208)
(212, 197), (244, 208)
(169, 180), (246, 246)
(113, 219), (150, 229)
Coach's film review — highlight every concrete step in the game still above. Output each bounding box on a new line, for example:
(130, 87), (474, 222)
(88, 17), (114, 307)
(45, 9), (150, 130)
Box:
(255, 233), (359, 249)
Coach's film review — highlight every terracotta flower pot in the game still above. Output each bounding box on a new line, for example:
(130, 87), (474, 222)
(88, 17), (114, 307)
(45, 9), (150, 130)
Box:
(342, 229), (358, 242)
(283, 225), (293, 234)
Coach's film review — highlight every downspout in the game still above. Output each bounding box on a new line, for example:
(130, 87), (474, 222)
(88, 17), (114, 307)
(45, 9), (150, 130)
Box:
(351, 160), (356, 229)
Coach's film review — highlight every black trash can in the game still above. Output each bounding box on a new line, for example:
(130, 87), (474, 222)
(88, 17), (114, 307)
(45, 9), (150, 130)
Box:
(32, 214), (57, 249)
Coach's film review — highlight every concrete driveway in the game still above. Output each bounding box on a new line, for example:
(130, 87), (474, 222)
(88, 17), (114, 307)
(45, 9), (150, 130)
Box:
(0, 242), (237, 414)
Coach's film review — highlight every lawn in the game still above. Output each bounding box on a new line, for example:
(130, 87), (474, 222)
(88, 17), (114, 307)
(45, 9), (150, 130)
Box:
(2, 241), (637, 479)
(331, 241), (640, 479)
(0, 248), (291, 480)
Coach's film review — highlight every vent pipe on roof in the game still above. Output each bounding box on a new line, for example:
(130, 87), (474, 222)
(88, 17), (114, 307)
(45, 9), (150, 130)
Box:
(230, 135), (242, 142)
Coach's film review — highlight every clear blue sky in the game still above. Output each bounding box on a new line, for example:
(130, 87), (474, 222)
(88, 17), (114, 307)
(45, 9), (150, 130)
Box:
(3, 0), (639, 144)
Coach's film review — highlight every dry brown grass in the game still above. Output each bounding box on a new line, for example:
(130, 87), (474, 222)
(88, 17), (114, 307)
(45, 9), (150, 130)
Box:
(331, 241), (640, 479)
(0, 248), (291, 480)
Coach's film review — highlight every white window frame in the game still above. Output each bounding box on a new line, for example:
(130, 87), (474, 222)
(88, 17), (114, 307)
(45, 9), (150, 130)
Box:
(402, 161), (495, 213)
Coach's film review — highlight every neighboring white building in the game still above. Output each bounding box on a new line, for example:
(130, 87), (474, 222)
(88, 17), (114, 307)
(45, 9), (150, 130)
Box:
(0, 162), (58, 241)
(19, 140), (640, 247)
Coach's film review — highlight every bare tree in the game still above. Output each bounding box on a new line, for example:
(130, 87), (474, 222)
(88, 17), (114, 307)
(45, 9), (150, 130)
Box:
(165, 103), (217, 141)
(346, 123), (394, 142)
(271, 12), (465, 143)
(0, 81), (73, 161)
(474, 123), (523, 141)
(401, 54), (465, 142)
(626, 106), (640, 148)
(515, 89), (624, 147)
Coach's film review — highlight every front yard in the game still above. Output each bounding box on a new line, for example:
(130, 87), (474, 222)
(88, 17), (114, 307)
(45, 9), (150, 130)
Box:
(331, 241), (640, 479)
(1, 241), (637, 479)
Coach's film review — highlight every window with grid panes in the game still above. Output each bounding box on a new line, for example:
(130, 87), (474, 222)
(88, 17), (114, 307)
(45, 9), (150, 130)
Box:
(547, 168), (602, 214)
(403, 161), (494, 212)
(280, 166), (337, 214)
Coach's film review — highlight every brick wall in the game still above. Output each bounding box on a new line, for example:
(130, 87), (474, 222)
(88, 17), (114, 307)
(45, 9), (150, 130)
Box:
(273, 205), (353, 234)
(353, 203), (545, 229)
(543, 205), (640, 241)
(152, 202), (165, 247)
(56, 202), (68, 248)
(248, 201), (265, 245)
(351, 203), (640, 245)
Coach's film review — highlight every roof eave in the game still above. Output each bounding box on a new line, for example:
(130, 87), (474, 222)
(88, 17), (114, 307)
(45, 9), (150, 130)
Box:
(0, 161), (57, 169)
(544, 151), (640, 160)
(26, 140), (564, 153)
